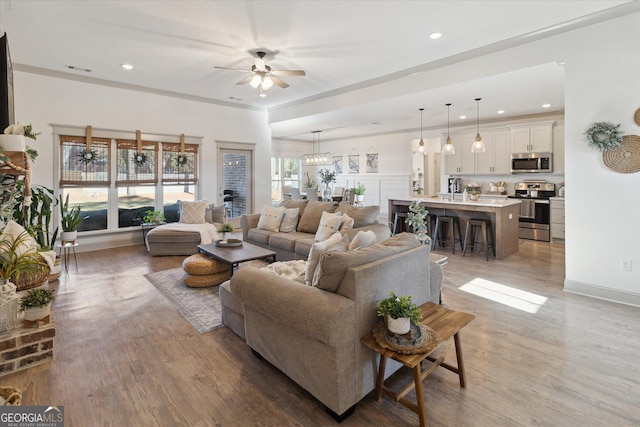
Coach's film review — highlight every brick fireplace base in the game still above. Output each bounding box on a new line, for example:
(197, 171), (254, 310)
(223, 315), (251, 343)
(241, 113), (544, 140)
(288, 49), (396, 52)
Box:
(0, 322), (55, 377)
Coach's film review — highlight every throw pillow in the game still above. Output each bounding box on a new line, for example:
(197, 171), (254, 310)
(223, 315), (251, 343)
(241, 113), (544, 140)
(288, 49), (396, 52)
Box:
(311, 235), (349, 287)
(315, 211), (343, 241)
(335, 202), (380, 228)
(0, 220), (37, 257)
(297, 200), (337, 234)
(279, 199), (309, 217)
(348, 230), (377, 250)
(179, 200), (208, 224)
(304, 231), (345, 285)
(257, 205), (285, 232)
(205, 205), (226, 224)
(339, 213), (354, 231)
(279, 208), (300, 233)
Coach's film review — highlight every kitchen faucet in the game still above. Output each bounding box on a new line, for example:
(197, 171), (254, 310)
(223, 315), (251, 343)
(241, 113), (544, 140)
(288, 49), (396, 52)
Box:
(449, 178), (457, 201)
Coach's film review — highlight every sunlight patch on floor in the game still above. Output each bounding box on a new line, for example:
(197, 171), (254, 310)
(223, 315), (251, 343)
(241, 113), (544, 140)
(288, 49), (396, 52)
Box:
(459, 277), (548, 313)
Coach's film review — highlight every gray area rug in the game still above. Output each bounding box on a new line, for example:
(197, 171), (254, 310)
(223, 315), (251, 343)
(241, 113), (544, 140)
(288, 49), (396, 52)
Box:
(144, 268), (223, 334)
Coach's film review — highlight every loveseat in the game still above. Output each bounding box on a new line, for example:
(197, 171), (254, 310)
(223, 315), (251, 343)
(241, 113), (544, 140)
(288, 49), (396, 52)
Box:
(240, 199), (390, 261)
(219, 233), (443, 421)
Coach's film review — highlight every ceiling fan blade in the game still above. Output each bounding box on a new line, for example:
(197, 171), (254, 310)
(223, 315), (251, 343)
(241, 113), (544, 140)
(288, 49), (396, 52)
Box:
(271, 70), (306, 76)
(269, 75), (290, 88)
(215, 66), (251, 73)
(236, 76), (253, 85)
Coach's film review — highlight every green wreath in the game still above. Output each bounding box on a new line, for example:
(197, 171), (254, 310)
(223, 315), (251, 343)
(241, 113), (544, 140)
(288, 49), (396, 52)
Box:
(174, 154), (189, 168)
(583, 121), (623, 151)
(133, 151), (149, 166)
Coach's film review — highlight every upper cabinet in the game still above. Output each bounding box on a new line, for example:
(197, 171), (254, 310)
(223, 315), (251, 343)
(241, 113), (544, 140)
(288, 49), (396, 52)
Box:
(475, 130), (511, 174)
(510, 122), (554, 153)
(443, 133), (475, 175)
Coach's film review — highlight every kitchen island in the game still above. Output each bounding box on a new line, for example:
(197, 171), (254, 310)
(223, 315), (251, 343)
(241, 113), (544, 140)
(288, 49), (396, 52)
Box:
(389, 197), (522, 260)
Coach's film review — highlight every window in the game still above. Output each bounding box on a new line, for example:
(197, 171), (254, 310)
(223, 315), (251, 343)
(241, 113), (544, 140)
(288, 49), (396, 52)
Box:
(270, 157), (300, 202)
(57, 128), (201, 233)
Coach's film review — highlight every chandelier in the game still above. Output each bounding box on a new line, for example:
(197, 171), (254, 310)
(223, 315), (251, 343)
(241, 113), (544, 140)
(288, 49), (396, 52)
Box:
(303, 130), (331, 165)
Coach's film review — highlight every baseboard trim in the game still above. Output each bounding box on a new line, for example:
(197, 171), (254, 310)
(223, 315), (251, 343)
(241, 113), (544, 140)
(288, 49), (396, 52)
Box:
(564, 279), (640, 308)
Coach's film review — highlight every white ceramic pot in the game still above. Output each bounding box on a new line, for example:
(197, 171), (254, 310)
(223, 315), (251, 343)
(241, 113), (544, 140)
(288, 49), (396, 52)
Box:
(23, 303), (51, 322)
(355, 194), (364, 202)
(60, 230), (77, 244)
(387, 315), (411, 335)
(0, 134), (26, 152)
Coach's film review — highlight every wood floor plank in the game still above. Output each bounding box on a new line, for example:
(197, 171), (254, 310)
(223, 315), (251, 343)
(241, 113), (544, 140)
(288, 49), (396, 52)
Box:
(1, 241), (639, 426)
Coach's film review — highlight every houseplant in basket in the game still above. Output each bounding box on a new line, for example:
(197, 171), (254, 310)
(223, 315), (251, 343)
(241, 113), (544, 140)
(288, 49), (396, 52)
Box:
(376, 291), (422, 335)
(19, 287), (55, 323)
(0, 230), (48, 292)
(59, 194), (88, 244)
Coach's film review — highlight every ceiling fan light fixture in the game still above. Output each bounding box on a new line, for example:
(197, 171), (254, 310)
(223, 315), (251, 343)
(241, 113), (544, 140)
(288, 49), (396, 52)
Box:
(249, 75), (262, 89)
(261, 76), (273, 90)
(471, 98), (486, 154)
(442, 103), (455, 155)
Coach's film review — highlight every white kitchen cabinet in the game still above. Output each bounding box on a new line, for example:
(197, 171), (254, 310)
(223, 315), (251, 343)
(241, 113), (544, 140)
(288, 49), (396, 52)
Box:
(475, 130), (511, 174)
(443, 133), (475, 175)
(550, 197), (565, 242)
(510, 123), (553, 153)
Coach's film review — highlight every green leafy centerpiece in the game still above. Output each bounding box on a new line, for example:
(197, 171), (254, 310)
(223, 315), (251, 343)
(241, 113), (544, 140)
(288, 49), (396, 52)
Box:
(376, 291), (422, 335)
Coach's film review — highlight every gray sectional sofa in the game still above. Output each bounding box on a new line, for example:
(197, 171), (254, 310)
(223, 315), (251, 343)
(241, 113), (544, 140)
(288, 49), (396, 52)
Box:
(240, 199), (390, 261)
(219, 232), (443, 421)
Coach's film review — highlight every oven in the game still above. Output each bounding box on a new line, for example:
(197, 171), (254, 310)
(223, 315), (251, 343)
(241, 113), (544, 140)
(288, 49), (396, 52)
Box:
(508, 181), (555, 242)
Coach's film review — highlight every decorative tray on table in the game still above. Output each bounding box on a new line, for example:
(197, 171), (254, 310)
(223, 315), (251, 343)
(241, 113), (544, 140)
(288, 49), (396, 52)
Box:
(385, 322), (425, 348)
(213, 238), (243, 248)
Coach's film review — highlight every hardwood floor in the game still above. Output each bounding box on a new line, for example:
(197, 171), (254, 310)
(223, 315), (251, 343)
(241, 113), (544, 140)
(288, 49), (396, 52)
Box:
(3, 240), (640, 426)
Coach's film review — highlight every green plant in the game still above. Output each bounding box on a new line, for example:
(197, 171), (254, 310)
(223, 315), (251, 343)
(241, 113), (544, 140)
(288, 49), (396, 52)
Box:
(412, 180), (423, 195)
(13, 183), (59, 250)
(304, 172), (316, 189)
(318, 168), (337, 185)
(405, 200), (430, 245)
(19, 287), (55, 312)
(354, 182), (366, 195)
(376, 292), (422, 325)
(0, 231), (46, 284)
(143, 209), (165, 224)
(59, 194), (88, 232)
(217, 223), (234, 233)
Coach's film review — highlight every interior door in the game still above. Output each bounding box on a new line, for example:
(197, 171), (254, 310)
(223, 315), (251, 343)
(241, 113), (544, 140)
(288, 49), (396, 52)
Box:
(217, 148), (253, 219)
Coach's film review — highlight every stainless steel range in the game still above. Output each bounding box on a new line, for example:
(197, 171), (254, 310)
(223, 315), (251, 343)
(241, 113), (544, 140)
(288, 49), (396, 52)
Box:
(508, 181), (555, 242)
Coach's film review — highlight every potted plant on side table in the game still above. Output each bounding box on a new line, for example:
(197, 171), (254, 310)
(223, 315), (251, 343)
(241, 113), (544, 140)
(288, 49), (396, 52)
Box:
(143, 209), (165, 225)
(354, 182), (366, 203)
(19, 287), (55, 325)
(376, 291), (422, 335)
(59, 194), (88, 244)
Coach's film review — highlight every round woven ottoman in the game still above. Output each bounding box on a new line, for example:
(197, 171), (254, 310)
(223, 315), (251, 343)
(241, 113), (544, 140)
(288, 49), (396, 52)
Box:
(182, 254), (231, 288)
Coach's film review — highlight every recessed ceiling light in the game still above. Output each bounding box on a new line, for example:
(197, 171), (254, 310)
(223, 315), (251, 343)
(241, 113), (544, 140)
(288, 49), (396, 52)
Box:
(429, 32), (442, 40)
(542, 103), (551, 108)
(497, 110), (506, 114)
(459, 115), (467, 119)
(121, 64), (134, 70)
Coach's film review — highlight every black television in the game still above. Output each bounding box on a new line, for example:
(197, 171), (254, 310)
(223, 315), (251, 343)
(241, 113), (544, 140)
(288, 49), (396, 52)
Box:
(0, 33), (14, 131)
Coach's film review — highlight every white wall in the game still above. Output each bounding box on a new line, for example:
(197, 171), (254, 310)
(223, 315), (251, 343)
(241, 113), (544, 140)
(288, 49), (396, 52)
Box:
(562, 13), (640, 304)
(13, 71), (271, 249)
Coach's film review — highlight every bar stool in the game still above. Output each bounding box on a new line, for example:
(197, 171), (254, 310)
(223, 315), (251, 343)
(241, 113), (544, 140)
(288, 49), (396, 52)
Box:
(392, 211), (408, 235)
(463, 219), (495, 261)
(431, 215), (463, 254)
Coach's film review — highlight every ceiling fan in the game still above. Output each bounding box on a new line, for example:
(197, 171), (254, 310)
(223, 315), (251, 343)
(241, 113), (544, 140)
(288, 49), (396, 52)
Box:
(215, 51), (306, 94)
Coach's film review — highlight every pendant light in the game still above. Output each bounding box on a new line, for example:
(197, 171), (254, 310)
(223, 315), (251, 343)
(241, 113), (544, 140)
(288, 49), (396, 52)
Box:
(418, 108), (425, 152)
(471, 97), (486, 153)
(442, 103), (455, 155)
(303, 130), (331, 165)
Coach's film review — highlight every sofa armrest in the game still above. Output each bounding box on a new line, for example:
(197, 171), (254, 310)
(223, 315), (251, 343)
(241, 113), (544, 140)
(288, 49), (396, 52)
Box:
(429, 261), (443, 304)
(240, 213), (261, 241)
(231, 267), (355, 346)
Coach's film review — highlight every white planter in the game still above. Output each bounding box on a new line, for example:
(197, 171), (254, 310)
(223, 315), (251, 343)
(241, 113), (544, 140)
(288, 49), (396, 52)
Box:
(23, 303), (51, 322)
(355, 194), (364, 202)
(387, 315), (411, 335)
(60, 230), (77, 244)
(0, 134), (26, 152)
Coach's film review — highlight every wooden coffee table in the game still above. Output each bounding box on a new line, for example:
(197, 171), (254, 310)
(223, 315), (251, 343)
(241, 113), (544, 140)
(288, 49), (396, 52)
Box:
(197, 241), (276, 275)
(361, 302), (475, 427)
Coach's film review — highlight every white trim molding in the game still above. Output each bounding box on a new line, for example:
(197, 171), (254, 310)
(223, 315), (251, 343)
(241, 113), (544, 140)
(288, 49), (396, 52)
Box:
(564, 280), (640, 308)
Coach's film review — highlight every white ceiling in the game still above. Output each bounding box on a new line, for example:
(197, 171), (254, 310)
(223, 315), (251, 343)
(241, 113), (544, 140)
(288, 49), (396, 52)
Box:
(0, 0), (634, 141)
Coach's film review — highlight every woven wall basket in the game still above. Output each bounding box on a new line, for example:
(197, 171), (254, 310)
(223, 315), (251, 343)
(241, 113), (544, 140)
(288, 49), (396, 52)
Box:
(603, 135), (640, 174)
(634, 108), (640, 127)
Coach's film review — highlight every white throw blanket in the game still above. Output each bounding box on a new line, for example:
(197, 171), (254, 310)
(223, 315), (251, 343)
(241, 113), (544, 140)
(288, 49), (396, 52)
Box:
(261, 260), (307, 284)
(39, 250), (57, 270)
(149, 223), (220, 245)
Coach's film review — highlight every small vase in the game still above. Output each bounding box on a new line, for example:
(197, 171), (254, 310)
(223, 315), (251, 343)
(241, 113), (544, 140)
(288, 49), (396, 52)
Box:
(23, 303), (51, 322)
(387, 315), (411, 335)
(323, 185), (332, 202)
(355, 194), (364, 202)
(0, 134), (26, 152)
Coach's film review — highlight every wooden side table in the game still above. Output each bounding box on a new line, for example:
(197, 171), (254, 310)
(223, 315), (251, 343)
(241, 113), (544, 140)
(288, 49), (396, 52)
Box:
(361, 302), (475, 427)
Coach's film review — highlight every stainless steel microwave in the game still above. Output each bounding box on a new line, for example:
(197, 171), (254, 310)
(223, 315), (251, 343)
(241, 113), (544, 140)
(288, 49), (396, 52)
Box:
(511, 152), (553, 173)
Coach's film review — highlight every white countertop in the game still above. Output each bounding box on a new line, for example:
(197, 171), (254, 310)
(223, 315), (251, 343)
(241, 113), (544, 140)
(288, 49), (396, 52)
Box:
(404, 197), (521, 208)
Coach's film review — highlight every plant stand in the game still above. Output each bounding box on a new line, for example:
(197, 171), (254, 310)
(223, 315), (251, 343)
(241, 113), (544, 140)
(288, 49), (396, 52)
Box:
(23, 314), (50, 329)
(56, 242), (79, 273)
